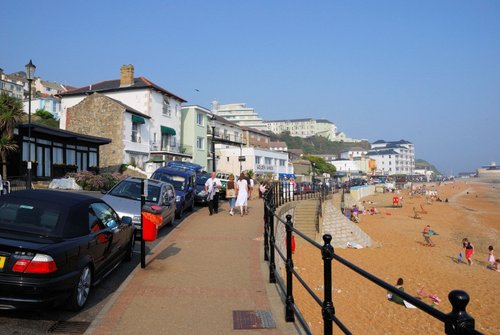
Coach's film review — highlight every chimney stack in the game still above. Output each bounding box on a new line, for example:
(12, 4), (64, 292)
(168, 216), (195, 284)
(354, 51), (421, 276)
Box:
(120, 64), (134, 87)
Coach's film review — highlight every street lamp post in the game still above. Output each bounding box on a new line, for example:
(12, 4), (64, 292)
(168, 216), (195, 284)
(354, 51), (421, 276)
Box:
(25, 60), (36, 189)
(210, 115), (216, 172)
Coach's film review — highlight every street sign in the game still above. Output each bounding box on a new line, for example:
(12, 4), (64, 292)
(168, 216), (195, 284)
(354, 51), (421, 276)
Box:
(238, 156), (246, 162)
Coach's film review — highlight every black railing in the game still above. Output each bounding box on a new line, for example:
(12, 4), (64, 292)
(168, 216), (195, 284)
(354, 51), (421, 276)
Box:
(262, 183), (483, 335)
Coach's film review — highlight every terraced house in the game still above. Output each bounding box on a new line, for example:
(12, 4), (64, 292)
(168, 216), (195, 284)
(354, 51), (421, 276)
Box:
(58, 65), (188, 172)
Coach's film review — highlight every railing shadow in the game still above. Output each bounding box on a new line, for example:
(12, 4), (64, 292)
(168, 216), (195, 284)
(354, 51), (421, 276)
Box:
(262, 182), (483, 335)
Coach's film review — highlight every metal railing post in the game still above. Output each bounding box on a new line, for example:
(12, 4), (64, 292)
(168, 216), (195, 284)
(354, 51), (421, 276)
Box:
(445, 290), (477, 335)
(263, 190), (270, 262)
(322, 234), (335, 335)
(285, 214), (295, 322)
(268, 201), (276, 284)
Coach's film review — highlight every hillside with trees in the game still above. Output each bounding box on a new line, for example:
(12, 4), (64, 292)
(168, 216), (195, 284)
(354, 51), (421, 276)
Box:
(269, 131), (371, 156)
(415, 159), (442, 176)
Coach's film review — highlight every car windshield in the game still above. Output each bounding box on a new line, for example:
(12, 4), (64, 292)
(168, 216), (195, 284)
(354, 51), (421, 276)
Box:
(109, 180), (161, 202)
(0, 200), (62, 236)
(196, 175), (209, 185)
(153, 173), (186, 191)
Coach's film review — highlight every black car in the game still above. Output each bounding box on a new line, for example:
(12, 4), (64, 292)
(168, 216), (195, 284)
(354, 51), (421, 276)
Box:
(194, 173), (210, 206)
(0, 190), (135, 311)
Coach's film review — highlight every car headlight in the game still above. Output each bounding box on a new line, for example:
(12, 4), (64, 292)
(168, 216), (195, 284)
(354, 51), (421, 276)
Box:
(176, 195), (182, 202)
(197, 190), (207, 196)
(133, 215), (141, 223)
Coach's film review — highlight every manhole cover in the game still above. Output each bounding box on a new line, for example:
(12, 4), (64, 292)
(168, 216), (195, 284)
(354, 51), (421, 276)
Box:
(47, 321), (91, 334)
(233, 310), (276, 330)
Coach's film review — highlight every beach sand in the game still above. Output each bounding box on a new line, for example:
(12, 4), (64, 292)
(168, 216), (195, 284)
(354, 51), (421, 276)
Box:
(291, 180), (499, 334)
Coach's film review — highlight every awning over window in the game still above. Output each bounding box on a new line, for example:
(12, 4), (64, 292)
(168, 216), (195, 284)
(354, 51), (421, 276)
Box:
(132, 115), (145, 124)
(161, 126), (176, 135)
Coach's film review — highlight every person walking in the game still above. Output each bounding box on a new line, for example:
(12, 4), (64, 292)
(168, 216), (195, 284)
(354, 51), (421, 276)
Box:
(463, 238), (474, 266)
(225, 174), (238, 216)
(204, 171), (222, 216)
(235, 172), (248, 216)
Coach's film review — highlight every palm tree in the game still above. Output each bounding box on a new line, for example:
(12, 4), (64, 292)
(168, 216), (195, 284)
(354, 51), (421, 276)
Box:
(0, 93), (25, 133)
(0, 133), (18, 178)
(0, 93), (25, 179)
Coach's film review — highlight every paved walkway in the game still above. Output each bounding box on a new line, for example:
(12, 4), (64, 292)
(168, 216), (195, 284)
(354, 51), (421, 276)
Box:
(85, 198), (301, 335)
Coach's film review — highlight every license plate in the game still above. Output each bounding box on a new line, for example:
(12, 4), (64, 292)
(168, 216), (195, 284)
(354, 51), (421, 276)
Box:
(0, 256), (5, 270)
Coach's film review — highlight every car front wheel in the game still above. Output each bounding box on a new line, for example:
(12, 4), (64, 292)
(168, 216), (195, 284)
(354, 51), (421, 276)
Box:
(66, 265), (92, 311)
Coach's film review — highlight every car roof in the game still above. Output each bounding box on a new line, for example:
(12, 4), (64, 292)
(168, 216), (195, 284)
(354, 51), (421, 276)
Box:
(153, 167), (196, 177)
(4, 189), (99, 206)
(121, 177), (165, 186)
(1, 190), (104, 238)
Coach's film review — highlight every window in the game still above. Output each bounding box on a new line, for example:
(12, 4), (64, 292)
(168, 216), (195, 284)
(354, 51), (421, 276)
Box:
(196, 136), (204, 150)
(265, 157), (272, 165)
(279, 159), (286, 166)
(170, 136), (176, 148)
(197, 112), (203, 126)
(90, 203), (119, 230)
(163, 99), (171, 116)
(255, 156), (262, 164)
(131, 122), (141, 143)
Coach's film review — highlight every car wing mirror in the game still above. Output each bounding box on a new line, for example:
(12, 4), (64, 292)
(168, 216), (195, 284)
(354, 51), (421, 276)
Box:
(121, 216), (133, 225)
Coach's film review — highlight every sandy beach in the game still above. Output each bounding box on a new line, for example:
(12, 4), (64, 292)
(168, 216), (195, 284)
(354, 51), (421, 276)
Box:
(291, 180), (500, 334)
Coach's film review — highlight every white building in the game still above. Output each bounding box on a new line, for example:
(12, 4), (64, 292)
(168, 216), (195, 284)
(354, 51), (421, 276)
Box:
(368, 139), (415, 175)
(211, 101), (267, 131)
(23, 95), (62, 120)
(0, 70), (24, 100)
(216, 146), (293, 178)
(340, 147), (368, 160)
(59, 64), (187, 169)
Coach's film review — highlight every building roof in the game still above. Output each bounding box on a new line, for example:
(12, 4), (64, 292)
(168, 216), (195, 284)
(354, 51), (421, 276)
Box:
(269, 141), (287, 148)
(239, 126), (270, 137)
(18, 123), (111, 144)
(316, 119), (333, 124)
(58, 77), (187, 102)
(367, 149), (399, 156)
(372, 139), (412, 145)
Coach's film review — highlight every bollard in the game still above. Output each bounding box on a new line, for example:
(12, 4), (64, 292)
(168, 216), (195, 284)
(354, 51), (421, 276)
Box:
(322, 234), (335, 335)
(285, 214), (295, 322)
(445, 290), (478, 335)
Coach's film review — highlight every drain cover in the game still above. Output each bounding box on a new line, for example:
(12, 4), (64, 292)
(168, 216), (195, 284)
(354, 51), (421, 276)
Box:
(47, 321), (91, 334)
(233, 310), (276, 330)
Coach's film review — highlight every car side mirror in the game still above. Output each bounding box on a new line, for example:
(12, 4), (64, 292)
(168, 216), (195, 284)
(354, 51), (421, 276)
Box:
(101, 189), (107, 194)
(121, 216), (133, 225)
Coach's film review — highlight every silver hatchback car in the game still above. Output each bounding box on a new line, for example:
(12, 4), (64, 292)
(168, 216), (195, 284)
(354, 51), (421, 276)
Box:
(102, 177), (176, 232)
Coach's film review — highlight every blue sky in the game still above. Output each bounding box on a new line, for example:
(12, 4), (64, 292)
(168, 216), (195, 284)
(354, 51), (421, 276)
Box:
(2, 0), (499, 175)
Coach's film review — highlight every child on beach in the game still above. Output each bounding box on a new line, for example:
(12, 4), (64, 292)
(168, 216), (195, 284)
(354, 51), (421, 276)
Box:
(487, 246), (495, 268)
(422, 225), (434, 246)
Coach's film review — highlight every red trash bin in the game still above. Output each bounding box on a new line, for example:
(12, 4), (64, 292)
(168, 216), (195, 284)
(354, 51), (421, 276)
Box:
(142, 211), (162, 241)
(392, 196), (399, 207)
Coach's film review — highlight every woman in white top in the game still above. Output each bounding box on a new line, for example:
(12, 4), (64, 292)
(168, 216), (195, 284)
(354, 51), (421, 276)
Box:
(235, 172), (248, 216)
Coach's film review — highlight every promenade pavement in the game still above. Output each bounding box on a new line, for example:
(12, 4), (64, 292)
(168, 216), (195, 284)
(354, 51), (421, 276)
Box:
(85, 197), (302, 335)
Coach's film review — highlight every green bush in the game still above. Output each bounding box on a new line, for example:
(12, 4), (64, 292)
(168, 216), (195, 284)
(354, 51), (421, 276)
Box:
(67, 171), (125, 191)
